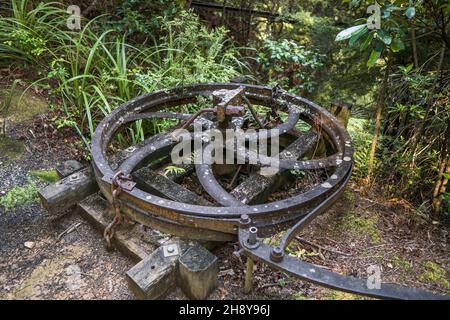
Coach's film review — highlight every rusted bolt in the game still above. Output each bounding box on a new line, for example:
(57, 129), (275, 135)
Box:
(240, 214), (251, 228)
(270, 246), (284, 262)
(248, 226), (258, 245)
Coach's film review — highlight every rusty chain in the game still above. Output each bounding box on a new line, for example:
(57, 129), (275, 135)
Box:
(103, 171), (134, 249)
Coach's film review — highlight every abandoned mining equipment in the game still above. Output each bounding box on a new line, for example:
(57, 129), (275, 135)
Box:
(39, 83), (448, 300)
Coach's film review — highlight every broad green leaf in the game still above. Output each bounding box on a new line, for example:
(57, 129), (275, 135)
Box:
(359, 32), (373, 51)
(391, 38), (405, 52)
(377, 30), (392, 45)
(349, 26), (369, 47)
(405, 63), (414, 74)
(405, 7), (416, 19)
(367, 49), (381, 68)
(335, 24), (366, 41)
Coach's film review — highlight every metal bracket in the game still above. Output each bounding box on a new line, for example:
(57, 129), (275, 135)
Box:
(162, 243), (180, 257)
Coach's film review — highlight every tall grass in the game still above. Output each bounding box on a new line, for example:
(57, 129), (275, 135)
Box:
(0, 1), (70, 66)
(1, 1), (247, 152)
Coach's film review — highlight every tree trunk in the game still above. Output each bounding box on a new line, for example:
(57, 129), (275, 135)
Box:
(432, 123), (450, 213)
(410, 21), (419, 68)
(367, 51), (392, 182)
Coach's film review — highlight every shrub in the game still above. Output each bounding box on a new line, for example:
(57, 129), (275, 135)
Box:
(0, 181), (39, 210)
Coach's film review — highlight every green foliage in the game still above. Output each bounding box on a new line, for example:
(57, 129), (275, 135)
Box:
(163, 165), (186, 177)
(335, 1), (422, 67)
(0, 0), (69, 66)
(391, 255), (411, 272)
(347, 118), (372, 178)
(0, 181), (39, 210)
(256, 39), (324, 93)
(109, 0), (184, 37)
(1, 3), (244, 152)
(134, 11), (244, 91)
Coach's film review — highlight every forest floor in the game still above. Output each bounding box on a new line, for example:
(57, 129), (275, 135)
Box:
(0, 87), (449, 300)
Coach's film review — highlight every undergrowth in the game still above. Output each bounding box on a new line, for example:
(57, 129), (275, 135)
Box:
(0, 181), (39, 210)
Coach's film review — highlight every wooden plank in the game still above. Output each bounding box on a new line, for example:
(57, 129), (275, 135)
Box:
(77, 193), (162, 262)
(38, 167), (98, 214)
(78, 194), (220, 299)
(133, 166), (212, 206)
(56, 160), (84, 178)
(231, 131), (318, 204)
(126, 244), (179, 299)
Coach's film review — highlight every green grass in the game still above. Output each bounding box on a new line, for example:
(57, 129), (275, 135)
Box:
(338, 190), (381, 243)
(324, 289), (365, 300)
(0, 181), (39, 210)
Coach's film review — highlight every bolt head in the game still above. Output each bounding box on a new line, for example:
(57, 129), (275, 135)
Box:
(240, 214), (251, 228)
(270, 246), (284, 262)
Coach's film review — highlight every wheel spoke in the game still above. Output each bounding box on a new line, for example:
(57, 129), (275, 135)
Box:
(231, 131), (319, 204)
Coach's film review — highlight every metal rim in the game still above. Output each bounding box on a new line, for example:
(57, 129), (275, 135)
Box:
(91, 83), (354, 238)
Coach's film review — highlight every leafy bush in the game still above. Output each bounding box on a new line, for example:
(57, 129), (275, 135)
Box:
(256, 39), (324, 94)
(0, 0), (69, 66)
(347, 117), (373, 179)
(1, 2), (245, 152)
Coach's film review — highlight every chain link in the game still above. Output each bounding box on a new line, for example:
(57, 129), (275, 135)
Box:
(103, 171), (133, 249)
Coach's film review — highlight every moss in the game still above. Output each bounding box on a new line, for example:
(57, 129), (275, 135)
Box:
(324, 289), (364, 300)
(419, 261), (450, 290)
(30, 169), (59, 183)
(0, 87), (48, 123)
(0, 182), (39, 210)
(341, 212), (381, 244)
(391, 255), (411, 272)
(0, 136), (25, 160)
(292, 292), (311, 300)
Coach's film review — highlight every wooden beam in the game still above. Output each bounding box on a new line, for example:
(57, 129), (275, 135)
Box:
(38, 167), (98, 214)
(133, 166), (212, 206)
(231, 131), (318, 204)
(78, 193), (162, 261)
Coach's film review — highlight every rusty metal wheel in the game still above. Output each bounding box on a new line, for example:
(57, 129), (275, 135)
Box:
(91, 83), (352, 241)
(91, 83), (447, 299)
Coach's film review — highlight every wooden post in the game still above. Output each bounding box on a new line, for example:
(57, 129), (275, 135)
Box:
(330, 100), (352, 128)
(126, 242), (183, 299)
(178, 245), (219, 300)
(244, 257), (254, 294)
